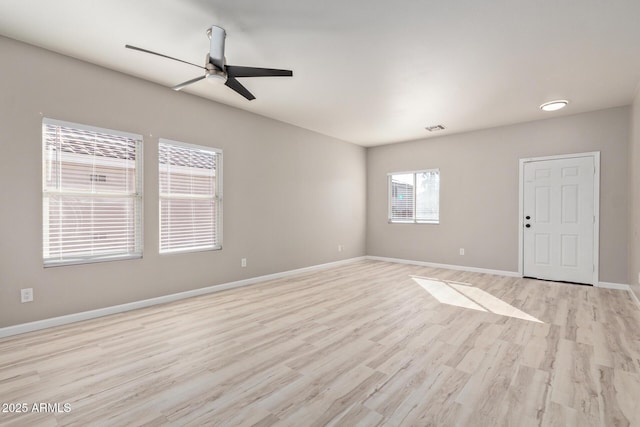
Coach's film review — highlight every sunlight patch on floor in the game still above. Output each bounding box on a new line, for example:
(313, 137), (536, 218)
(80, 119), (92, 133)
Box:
(412, 276), (543, 323)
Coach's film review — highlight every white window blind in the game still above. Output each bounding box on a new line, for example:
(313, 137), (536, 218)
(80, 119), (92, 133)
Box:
(159, 139), (222, 253)
(389, 169), (440, 223)
(42, 118), (143, 266)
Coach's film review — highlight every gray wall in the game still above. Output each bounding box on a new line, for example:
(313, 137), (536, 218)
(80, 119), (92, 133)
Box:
(367, 108), (629, 283)
(630, 89), (640, 299)
(0, 37), (367, 328)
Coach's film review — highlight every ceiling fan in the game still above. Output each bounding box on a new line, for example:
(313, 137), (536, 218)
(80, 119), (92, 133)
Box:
(125, 25), (293, 101)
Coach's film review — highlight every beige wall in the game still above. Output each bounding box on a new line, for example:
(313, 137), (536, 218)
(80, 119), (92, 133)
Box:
(630, 89), (640, 299)
(367, 108), (629, 283)
(0, 37), (367, 328)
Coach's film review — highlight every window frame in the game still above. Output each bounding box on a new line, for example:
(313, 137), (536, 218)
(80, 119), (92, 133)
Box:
(42, 118), (144, 267)
(387, 168), (440, 224)
(158, 138), (223, 255)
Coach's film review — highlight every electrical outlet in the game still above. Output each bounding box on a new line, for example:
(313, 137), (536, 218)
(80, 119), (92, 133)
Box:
(241, 258), (247, 268)
(459, 248), (465, 256)
(338, 245), (343, 252)
(21, 288), (33, 303)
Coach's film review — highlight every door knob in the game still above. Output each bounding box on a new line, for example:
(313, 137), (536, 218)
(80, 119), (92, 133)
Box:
(525, 224), (531, 228)
(525, 215), (531, 220)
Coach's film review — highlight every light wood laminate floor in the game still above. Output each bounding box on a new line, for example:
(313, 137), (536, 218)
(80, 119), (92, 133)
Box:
(1, 260), (639, 426)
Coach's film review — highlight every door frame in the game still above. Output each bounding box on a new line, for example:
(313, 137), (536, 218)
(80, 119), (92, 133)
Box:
(517, 151), (600, 285)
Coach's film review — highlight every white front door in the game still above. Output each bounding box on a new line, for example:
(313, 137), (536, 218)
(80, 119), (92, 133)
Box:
(522, 154), (597, 284)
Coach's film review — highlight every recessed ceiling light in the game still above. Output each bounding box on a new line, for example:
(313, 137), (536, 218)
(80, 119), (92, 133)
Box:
(540, 100), (568, 112)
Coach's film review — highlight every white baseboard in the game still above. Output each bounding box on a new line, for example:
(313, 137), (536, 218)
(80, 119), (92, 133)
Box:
(0, 256), (366, 339)
(596, 281), (631, 291)
(629, 288), (640, 310)
(365, 256), (521, 277)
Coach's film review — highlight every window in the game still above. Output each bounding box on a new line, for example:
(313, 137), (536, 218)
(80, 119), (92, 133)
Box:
(42, 118), (143, 266)
(159, 139), (222, 253)
(388, 169), (440, 223)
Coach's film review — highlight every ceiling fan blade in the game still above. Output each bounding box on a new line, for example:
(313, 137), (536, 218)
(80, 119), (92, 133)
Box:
(208, 26), (226, 71)
(225, 77), (256, 101)
(125, 44), (205, 70)
(226, 65), (293, 78)
(172, 75), (207, 91)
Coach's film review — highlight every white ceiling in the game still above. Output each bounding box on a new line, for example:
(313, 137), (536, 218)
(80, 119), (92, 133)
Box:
(1, 0), (640, 146)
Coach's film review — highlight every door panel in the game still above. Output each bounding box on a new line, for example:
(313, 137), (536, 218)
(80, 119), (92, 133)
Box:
(535, 186), (551, 222)
(561, 234), (578, 267)
(523, 156), (595, 284)
(534, 234), (551, 265)
(561, 185), (578, 223)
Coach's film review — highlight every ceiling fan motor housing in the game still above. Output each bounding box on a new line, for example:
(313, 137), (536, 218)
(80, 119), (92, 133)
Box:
(204, 53), (227, 82)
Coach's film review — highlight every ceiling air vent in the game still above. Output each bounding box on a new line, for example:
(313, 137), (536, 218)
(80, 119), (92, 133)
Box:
(425, 125), (445, 132)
